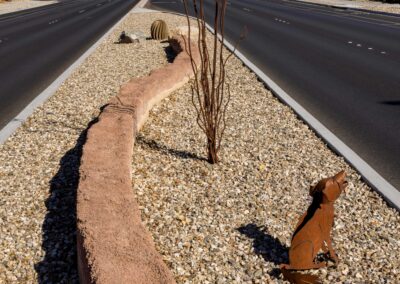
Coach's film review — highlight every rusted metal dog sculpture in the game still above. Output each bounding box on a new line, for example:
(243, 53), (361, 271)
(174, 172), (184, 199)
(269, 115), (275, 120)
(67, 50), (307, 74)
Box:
(280, 171), (348, 283)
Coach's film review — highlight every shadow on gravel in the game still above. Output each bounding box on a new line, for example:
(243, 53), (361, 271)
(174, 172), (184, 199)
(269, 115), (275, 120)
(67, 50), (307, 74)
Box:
(237, 224), (289, 279)
(161, 40), (177, 63)
(34, 118), (97, 284)
(136, 134), (207, 162)
(164, 44), (177, 63)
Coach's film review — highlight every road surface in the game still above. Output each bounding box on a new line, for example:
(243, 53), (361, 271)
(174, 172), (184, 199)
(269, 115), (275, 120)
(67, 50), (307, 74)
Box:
(149, 0), (400, 191)
(0, 0), (139, 128)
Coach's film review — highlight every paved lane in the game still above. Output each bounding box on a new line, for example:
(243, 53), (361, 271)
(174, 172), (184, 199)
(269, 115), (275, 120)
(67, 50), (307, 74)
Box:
(149, 0), (400, 190)
(0, 0), (139, 128)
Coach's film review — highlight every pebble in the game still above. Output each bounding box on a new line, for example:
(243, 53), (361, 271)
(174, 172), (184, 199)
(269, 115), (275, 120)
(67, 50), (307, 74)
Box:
(0, 11), (188, 283)
(132, 13), (400, 283)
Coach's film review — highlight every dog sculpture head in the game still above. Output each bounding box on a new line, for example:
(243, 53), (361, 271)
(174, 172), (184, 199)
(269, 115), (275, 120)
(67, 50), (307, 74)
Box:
(309, 171), (348, 204)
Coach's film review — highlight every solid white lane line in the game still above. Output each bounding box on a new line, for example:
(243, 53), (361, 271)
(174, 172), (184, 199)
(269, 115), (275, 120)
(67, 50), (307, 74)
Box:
(274, 0), (400, 29)
(296, 8), (400, 30)
(350, 14), (400, 26)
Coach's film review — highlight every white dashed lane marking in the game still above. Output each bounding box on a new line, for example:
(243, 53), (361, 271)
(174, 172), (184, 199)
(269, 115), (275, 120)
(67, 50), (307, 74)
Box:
(48, 19), (59, 25)
(347, 40), (388, 55)
(274, 17), (290, 25)
(79, 9), (86, 13)
(243, 8), (251, 12)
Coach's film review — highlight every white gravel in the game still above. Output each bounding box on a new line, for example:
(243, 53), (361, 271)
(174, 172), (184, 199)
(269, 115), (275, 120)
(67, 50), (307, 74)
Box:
(0, 0), (57, 15)
(132, 13), (400, 284)
(0, 11), (186, 283)
(0, 9), (399, 284)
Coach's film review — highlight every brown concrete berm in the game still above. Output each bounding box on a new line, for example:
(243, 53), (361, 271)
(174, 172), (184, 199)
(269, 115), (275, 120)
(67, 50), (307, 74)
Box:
(76, 35), (200, 284)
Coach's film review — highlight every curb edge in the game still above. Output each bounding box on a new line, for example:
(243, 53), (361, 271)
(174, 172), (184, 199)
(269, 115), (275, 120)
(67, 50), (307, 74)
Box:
(0, 0), (142, 145)
(145, 3), (400, 211)
(204, 22), (400, 211)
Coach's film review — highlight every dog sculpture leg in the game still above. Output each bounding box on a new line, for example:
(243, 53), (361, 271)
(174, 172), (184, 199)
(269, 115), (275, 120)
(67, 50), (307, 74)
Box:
(281, 241), (327, 270)
(321, 216), (339, 265)
(325, 238), (339, 264)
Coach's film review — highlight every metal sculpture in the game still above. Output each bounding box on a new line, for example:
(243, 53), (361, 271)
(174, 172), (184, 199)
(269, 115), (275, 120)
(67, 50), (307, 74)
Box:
(280, 171), (348, 282)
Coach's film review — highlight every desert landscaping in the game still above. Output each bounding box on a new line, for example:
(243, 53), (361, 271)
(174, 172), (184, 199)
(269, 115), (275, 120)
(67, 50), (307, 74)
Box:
(0, 3), (400, 284)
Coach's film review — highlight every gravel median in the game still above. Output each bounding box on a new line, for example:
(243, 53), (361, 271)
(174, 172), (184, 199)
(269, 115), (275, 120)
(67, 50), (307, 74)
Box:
(0, 9), (399, 284)
(0, 11), (187, 283)
(132, 13), (400, 284)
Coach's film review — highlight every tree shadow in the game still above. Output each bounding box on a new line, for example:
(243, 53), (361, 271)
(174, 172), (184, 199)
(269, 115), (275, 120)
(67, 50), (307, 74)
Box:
(34, 118), (97, 284)
(237, 223), (289, 279)
(136, 134), (207, 162)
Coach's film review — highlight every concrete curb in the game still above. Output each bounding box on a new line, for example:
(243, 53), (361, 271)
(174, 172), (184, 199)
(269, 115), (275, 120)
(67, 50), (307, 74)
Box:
(76, 35), (200, 283)
(144, 5), (400, 211)
(0, 0), (141, 145)
(203, 23), (400, 211)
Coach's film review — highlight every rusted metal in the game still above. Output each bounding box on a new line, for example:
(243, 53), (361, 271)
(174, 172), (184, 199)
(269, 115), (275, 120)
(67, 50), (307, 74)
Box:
(280, 171), (348, 283)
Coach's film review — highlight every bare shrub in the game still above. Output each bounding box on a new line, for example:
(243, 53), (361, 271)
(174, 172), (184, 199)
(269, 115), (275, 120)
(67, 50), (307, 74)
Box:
(182, 0), (245, 164)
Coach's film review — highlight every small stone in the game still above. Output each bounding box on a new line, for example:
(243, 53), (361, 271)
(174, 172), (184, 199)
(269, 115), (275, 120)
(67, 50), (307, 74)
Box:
(254, 269), (263, 277)
(342, 266), (349, 275)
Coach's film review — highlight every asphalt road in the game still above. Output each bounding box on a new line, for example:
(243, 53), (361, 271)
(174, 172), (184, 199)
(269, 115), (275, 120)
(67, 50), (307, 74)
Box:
(148, 0), (400, 190)
(0, 0), (139, 128)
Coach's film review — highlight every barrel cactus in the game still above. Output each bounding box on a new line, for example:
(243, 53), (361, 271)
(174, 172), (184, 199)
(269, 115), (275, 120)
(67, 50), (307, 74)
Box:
(150, 20), (169, 40)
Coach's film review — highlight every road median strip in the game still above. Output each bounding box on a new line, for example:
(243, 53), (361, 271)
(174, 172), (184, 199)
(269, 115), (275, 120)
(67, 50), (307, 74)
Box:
(1, 4), (399, 283)
(76, 34), (199, 283)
